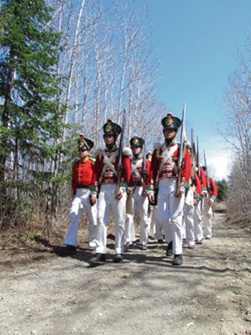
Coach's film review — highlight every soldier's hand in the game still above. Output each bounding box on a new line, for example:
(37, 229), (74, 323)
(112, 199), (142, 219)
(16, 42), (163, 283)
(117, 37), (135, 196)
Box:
(90, 194), (97, 206)
(149, 192), (155, 204)
(116, 187), (126, 200)
(209, 198), (214, 205)
(116, 191), (123, 200)
(175, 191), (183, 198)
(175, 185), (185, 198)
(202, 190), (208, 197)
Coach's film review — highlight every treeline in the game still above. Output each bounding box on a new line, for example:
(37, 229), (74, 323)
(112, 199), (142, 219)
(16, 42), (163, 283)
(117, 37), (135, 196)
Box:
(222, 30), (251, 226)
(0, 0), (250, 234)
(0, 0), (167, 232)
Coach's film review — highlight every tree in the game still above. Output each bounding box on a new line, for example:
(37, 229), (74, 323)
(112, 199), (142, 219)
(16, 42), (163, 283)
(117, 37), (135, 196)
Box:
(215, 179), (228, 202)
(48, 0), (164, 148)
(0, 0), (167, 231)
(0, 0), (63, 228)
(222, 29), (251, 225)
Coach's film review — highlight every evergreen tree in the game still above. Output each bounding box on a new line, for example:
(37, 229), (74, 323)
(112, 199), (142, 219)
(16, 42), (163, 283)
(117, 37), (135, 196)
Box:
(216, 179), (228, 202)
(0, 0), (64, 228)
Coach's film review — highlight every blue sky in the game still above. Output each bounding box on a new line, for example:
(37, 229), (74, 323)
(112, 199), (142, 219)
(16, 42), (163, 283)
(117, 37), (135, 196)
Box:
(141, 0), (251, 179)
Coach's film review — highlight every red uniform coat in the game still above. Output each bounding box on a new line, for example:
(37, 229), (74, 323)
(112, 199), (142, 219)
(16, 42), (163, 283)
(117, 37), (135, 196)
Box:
(128, 157), (151, 187)
(71, 157), (94, 194)
(199, 167), (217, 200)
(199, 167), (207, 191)
(149, 142), (191, 189)
(208, 177), (218, 200)
(193, 171), (202, 200)
(91, 148), (131, 190)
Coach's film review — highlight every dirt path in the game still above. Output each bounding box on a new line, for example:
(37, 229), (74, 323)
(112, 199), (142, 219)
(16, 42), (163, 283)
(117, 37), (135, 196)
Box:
(0, 212), (251, 335)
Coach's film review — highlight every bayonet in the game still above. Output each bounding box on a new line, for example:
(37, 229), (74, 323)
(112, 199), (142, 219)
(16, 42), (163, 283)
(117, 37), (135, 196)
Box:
(115, 109), (126, 198)
(176, 103), (186, 195)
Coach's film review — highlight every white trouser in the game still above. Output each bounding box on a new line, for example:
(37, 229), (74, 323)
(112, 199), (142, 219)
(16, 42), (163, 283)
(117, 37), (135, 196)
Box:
(125, 186), (150, 246)
(150, 207), (164, 240)
(64, 188), (97, 247)
(193, 202), (203, 241)
(183, 189), (195, 246)
(125, 213), (136, 243)
(202, 197), (213, 238)
(155, 178), (185, 255)
(96, 184), (126, 254)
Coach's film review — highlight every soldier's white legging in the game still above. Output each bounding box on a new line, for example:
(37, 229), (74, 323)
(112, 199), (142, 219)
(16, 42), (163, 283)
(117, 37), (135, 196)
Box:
(202, 197), (213, 238)
(149, 207), (164, 240)
(183, 188), (195, 246)
(64, 188), (97, 247)
(155, 178), (185, 255)
(95, 184), (126, 255)
(125, 186), (150, 246)
(193, 202), (203, 241)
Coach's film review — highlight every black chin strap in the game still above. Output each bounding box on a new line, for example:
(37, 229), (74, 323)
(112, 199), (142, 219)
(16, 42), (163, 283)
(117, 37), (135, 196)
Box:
(133, 151), (143, 159)
(165, 138), (173, 146)
(106, 142), (117, 151)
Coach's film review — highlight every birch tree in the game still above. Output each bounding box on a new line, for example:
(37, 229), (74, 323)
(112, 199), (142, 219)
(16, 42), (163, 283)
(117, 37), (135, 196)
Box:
(223, 29), (251, 224)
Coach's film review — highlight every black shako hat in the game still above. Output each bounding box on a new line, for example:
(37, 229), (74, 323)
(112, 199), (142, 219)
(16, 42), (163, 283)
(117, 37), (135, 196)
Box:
(161, 112), (181, 130)
(130, 136), (144, 148)
(103, 119), (122, 137)
(78, 133), (94, 151)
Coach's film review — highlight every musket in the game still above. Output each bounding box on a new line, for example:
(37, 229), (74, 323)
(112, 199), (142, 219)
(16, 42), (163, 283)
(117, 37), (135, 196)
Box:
(203, 150), (214, 216)
(190, 128), (196, 178)
(142, 127), (147, 184)
(196, 136), (201, 179)
(176, 103), (186, 195)
(115, 109), (126, 198)
(203, 150), (210, 190)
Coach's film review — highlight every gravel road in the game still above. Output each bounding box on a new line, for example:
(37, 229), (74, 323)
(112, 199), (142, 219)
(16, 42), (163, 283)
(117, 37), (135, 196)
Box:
(0, 212), (251, 335)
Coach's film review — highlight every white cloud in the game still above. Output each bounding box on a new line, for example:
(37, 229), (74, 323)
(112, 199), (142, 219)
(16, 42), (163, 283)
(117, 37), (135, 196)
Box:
(207, 155), (230, 180)
(199, 135), (232, 181)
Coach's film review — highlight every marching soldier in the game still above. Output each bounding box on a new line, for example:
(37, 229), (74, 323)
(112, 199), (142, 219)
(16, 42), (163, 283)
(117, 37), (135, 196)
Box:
(63, 134), (97, 254)
(146, 151), (152, 161)
(146, 149), (164, 243)
(183, 169), (202, 247)
(182, 143), (202, 249)
(125, 136), (151, 250)
(193, 165), (206, 244)
(194, 166), (210, 244)
(88, 119), (131, 266)
(147, 112), (191, 265)
(201, 166), (218, 239)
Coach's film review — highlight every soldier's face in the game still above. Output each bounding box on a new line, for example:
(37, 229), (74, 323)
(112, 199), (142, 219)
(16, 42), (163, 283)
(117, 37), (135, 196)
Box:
(104, 134), (115, 145)
(132, 146), (142, 155)
(163, 128), (177, 140)
(79, 149), (89, 158)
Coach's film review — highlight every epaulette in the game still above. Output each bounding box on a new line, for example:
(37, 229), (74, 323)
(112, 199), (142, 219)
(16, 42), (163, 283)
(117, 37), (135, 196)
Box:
(123, 147), (132, 156)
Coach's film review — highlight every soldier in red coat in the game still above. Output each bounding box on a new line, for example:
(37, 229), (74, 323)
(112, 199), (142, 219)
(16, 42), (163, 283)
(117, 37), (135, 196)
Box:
(193, 166), (206, 244)
(125, 136), (151, 250)
(201, 166), (218, 239)
(183, 144), (202, 249)
(63, 134), (97, 254)
(88, 119), (131, 266)
(148, 113), (191, 265)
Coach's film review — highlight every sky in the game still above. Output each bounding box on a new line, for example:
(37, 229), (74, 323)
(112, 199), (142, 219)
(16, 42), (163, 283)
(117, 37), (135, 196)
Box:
(139, 0), (251, 180)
